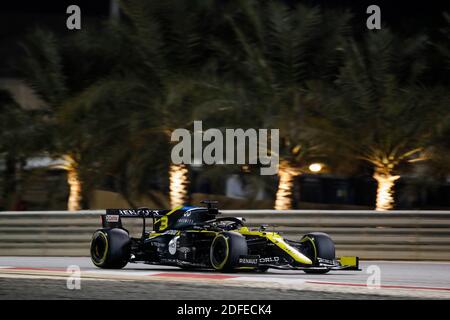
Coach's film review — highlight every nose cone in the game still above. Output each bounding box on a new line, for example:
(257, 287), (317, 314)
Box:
(287, 245), (313, 265)
(267, 234), (313, 265)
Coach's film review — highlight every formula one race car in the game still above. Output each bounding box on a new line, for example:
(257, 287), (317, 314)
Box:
(90, 201), (360, 273)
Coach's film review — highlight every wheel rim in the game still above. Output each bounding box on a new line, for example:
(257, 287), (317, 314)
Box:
(210, 235), (229, 270)
(91, 232), (108, 264)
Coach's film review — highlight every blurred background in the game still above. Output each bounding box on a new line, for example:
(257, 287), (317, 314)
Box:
(0, 0), (449, 211)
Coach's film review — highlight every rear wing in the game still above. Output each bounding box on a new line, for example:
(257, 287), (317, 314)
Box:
(102, 208), (163, 229)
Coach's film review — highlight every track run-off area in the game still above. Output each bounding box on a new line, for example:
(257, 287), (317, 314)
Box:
(1, 257), (450, 299)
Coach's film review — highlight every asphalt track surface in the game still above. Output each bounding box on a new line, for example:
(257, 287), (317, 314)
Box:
(1, 257), (450, 299)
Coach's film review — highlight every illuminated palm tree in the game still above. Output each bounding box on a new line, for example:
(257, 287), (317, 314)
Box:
(426, 13), (450, 177)
(309, 30), (443, 210)
(223, 0), (350, 209)
(16, 25), (128, 210)
(15, 29), (83, 210)
(0, 90), (32, 209)
(63, 0), (229, 208)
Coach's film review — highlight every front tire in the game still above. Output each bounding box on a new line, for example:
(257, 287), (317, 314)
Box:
(210, 232), (248, 272)
(300, 232), (335, 274)
(91, 228), (130, 269)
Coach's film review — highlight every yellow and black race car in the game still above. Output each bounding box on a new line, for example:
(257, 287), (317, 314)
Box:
(90, 201), (360, 273)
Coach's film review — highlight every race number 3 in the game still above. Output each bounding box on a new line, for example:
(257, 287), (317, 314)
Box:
(159, 216), (169, 231)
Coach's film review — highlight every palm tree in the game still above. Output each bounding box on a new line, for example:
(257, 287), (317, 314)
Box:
(59, 0), (232, 208)
(0, 88), (50, 209)
(16, 24), (130, 210)
(0, 89), (26, 209)
(221, 0), (351, 209)
(309, 30), (444, 210)
(436, 13), (450, 70)
(426, 13), (450, 177)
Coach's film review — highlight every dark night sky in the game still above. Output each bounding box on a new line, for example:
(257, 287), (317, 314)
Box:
(0, 0), (448, 76)
(1, 0), (448, 32)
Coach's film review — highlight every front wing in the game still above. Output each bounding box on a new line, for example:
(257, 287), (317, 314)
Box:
(237, 255), (361, 271)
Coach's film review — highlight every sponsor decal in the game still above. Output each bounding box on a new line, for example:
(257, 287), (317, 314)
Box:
(318, 258), (336, 265)
(118, 209), (140, 216)
(178, 218), (194, 225)
(168, 236), (180, 255)
(163, 230), (178, 235)
(259, 257), (280, 263)
(113, 209), (159, 216)
(105, 215), (119, 223)
(238, 257), (258, 265)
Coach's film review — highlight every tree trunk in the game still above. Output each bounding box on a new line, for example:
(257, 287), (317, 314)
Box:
(3, 154), (16, 210)
(169, 163), (189, 208)
(67, 166), (82, 211)
(274, 161), (299, 210)
(373, 168), (400, 211)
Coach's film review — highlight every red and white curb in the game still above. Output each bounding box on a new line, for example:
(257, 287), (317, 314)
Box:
(1, 266), (450, 298)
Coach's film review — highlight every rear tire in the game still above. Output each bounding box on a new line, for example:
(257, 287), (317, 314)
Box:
(91, 228), (130, 269)
(300, 232), (335, 275)
(210, 232), (248, 272)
